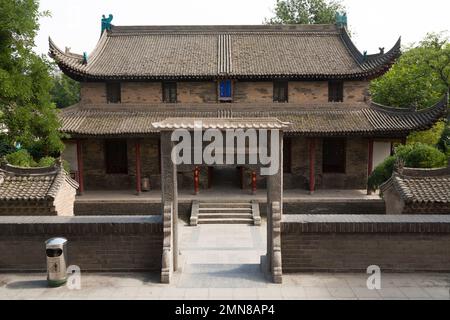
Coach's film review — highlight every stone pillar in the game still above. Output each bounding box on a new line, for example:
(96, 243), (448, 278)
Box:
(160, 131), (179, 272)
(135, 140), (142, 195)
(161, 203), (172, 283)
(76, 139), (84, 195)
(266, 130), (283, 284)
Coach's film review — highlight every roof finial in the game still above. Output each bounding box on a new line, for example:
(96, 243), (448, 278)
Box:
(101, 14), (114, 35)
(379, 47), (385, 54)
(82, 52), (88, 65)
(363, 51), (367, 62)
(335, 12), (347, 29)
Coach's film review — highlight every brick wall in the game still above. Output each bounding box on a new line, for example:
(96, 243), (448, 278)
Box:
(234, 81), (273, 103)
(0, 216), (163, 272)
(282, 215), (450, 273)
(289, 81), (328, 103)
(122, 82), (162, 103)
(344, 81), (370, 103)
(82, 138), (161, 190)
(289, 137), (368, 190)
(79, 81), (369, 105)
(80, 83), (106, 104)
(178, 82), (217, 103)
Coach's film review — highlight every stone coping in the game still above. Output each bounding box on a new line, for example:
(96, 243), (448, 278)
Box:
(0, 215), (162, 224)
(282, 214), (450, 233)
(0, 215), (162, 235)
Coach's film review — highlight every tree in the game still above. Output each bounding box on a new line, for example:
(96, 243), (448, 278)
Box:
(370, 33), (450, 149)
(265, 0), (344, 24)
(50, 71), (80, 108)
(0, 0), (63, 157)
(370, 33), (449, 109)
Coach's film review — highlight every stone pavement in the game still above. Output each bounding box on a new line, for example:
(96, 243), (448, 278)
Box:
(1, 221), (449, 300)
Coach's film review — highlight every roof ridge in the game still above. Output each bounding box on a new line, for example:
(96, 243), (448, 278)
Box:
(109, 24), (340, 34)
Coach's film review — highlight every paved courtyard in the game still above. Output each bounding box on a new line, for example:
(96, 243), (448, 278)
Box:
(1, 221), (449, 300)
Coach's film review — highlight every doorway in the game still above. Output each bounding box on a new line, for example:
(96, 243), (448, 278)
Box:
(208, 166), (242, 190)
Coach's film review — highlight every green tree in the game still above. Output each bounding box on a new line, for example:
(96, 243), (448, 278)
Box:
(0, 0), (63, 157)
(50, 71), (80, 108)
(370, 33), (449, 109)
(265, 0), (344, 24)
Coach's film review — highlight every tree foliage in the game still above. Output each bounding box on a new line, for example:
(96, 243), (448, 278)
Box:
(370, 33), (449, 109)
(368, 143), (448, 191)
(0, 0), (63, 157)
(265, 0), (344, 24)
(50, 71), (80, 108)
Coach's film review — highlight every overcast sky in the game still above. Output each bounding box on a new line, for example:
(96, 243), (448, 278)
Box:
(35, 0), (449, 56)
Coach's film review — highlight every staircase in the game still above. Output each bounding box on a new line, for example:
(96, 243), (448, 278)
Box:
(190, 200), (260, 226)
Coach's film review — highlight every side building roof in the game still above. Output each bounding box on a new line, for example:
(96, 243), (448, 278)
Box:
(49, 24), (401, 81)
(380, 165), (450, 205)
(0, 163), (79, 202)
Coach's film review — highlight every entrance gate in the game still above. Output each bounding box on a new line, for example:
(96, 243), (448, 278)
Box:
(156, 117), (290, 284)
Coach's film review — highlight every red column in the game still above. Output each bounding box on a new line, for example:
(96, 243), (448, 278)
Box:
(76, 139), (84, 195)
(367, 139), (374, 195)
(194, 166), (200, 195)
(135, 140), (141, 195)
(251, 171), (257, 195)
(309, 138), (316, 194)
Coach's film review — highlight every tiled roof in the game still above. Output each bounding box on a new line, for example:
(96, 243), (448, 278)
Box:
(49, 24), (401, 81)
(59, 95), (447, 137)
(380, 166), (450, 205)
(0, 164), (78, 201)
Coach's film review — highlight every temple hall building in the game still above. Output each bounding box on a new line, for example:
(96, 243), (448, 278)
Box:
(49, 20), (447, 216)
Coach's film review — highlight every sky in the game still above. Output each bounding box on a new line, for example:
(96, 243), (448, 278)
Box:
(35, 0), (450, 56)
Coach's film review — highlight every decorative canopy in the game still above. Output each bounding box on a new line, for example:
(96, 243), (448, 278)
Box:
(59, 95), (447, 137)
(49, 24), (401, 81)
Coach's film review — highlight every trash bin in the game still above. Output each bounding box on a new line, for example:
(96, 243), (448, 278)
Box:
(45, 237), (68, 287)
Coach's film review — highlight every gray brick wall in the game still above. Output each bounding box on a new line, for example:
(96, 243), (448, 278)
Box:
(282, 215), (450, 273)
(0, 216), (163, 272)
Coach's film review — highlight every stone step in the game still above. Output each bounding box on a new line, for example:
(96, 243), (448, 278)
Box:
(198, 213), (253, 219)
(199, 203), (252, 208)
(198, 207), (252, 212)
(191, 200), (260, 226)
(197, 218), (254, 225)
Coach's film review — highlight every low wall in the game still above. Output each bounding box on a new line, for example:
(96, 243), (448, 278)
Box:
(282, 215), (450, 273)
(74, 199), (384, 216)
(0, 216), (163, 272)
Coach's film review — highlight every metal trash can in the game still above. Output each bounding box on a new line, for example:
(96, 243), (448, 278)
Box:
(45, 237), (68, 287)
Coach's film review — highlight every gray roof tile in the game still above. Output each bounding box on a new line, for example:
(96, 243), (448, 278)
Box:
(49, 24), (401, 80)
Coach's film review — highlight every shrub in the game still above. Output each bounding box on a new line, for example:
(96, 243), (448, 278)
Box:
(37, 156), (56, 167)
(5, 149), (36, 167)
(368, 143), (448, 191)
(404, 143), (447, 168)
(368, 156), (396, 192)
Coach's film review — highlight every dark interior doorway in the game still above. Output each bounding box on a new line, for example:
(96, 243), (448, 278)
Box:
(209, 166), (241, 189)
